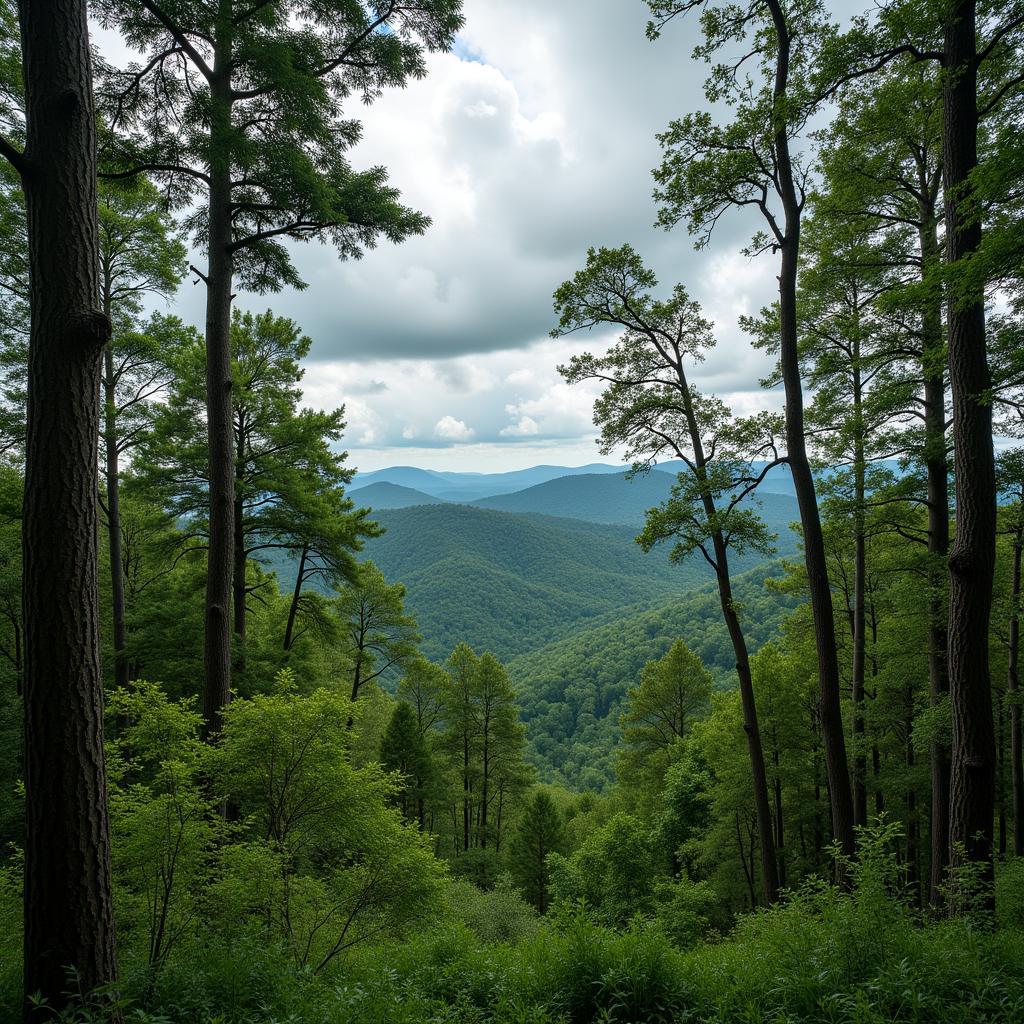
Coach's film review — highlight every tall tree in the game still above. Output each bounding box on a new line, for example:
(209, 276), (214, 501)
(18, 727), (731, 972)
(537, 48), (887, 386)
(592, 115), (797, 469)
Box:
(379, 700), (433, 825)
(335, 562), (420, 726)
(814, 55), (952, 903)
(998, 448), (1024, 856)
(554, 244), (783, 902)
(96, 0), (463, 731)
(510, 790), (565, 913)
(140, 309), (374, 682)
(648, 0), (857, 859)
(98, 178), (187, 686)
(0, 0), (121, 1014)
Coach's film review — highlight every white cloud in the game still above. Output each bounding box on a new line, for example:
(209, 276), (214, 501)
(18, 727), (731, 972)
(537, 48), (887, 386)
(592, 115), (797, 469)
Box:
(434, 416), (476, 442)
(500, 415), (540, 437)
(98, 1), (869, 471)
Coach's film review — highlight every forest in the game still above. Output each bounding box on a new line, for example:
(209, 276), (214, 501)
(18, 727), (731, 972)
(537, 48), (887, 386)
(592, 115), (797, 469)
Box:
(1, 0), (1024, 1022)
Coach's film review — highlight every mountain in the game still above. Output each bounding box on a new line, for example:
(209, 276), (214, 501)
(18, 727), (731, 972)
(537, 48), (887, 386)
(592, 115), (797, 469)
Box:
(472, 470), (801, 540)
(349, 466), (452, 494)
(352, 462), (628, 501)
(359, 504), (706, 660)
(508, 563), (799, 789)
(349, 481), (448, 509)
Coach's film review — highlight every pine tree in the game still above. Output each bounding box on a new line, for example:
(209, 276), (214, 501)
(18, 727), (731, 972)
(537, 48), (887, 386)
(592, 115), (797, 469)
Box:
(96, 0), (463, 730)
(510, 790), (565, 913)
(379, 701), (433, 825)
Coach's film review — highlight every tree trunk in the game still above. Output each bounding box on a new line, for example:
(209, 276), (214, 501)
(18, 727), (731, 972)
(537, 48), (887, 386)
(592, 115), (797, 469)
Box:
(1009, 525), (1023, 856)
(201, 48), (235, 736)
(16, 0), (121, 1015)
(283, 544), (307, 651)
(675, 365), (779, 902)
(942, 0), (996, 899)
(919, 206), (952, 906)
(232, 491), (246, 672)
(103, 339), (128, 688)
(851, 360), (868, 829)
(767, 0), (856, 862)
(719, 562), (780, 902)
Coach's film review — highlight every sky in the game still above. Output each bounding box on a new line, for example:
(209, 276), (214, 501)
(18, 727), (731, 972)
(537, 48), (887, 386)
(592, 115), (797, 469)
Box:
(100, 1), (800, 473)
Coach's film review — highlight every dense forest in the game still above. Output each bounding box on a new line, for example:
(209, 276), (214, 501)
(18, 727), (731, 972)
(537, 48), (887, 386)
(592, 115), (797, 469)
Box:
(1, 0), (1024, 1022)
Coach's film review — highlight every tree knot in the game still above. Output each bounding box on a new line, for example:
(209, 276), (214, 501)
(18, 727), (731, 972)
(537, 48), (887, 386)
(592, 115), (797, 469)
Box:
(72, 309), (112, 350)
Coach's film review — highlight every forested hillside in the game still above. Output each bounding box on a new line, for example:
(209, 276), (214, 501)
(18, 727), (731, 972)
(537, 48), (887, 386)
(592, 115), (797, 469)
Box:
(362, 504), (702, 659)
(509, 564), (797, 787)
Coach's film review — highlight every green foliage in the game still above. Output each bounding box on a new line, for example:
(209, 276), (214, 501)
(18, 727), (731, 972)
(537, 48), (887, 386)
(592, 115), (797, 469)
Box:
(509, 564), (797, 787)
(617, 638), (712, 800)
(379, 700), (433, 824)
(334, 561), (421, 702)
(549, 813), (656, 928)
(446, 874), (540, 944)
(509, 790), (566, 913)
(96, 0), (463, 293)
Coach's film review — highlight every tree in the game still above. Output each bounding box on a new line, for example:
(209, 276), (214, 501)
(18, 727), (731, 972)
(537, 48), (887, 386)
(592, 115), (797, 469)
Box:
(648, 0), (857, 860)
(554, 243), (782, 902)
(998, 448), (1024, 856)
(813, 52), (952, 903)
(379, 700), (433, 826)
(96, 0), (463, 732)
(510, 790), (565, 913)
(617, 639), (712, 798)
(335, 562), (420, 726)
(140, 309), (374, 684)
(98, 178), (188, 686)
(0, 0), (121, 1013)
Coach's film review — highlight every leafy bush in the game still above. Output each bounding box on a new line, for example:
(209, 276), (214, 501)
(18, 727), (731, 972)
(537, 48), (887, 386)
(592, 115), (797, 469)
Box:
(447, 874), (541, 944)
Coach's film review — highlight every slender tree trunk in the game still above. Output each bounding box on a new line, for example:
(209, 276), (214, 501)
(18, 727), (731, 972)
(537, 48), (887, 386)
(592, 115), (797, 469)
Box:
(852, 361), (868, 829)
(767, 0), (856, 861)
(942, 0), (996, 898)
(232, 491), (246, 672)
(103, 339), (128, 688)
(463, 731), (471, 852)
(1009, 525), (1023, 856)
(480, 716), (489, 849)
(676, 367), (779, 901)
(202, 45), (235, 736)
(16, 0), (121, 1015)
(920, 207), (952, 906)
(773, 742), (786, 888)
(719, 561), (780, 902)
(735, 812), (756, 909)
(905, 683), (920, 905)
(283, 544), (307, 650)
(998, 693), (1007, 856)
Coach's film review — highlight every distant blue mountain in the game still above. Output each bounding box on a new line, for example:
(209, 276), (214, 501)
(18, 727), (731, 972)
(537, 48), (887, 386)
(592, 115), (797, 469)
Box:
(349, 481), (448, 509)
(352, 462), (627, 501)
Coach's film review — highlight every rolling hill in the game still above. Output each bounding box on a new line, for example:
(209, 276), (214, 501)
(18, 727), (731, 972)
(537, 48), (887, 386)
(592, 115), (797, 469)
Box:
(507, 563), (799, 789)
(360, 504), (707, 660)
(471, 470), (801, 540)
(349, 481), (447, 509)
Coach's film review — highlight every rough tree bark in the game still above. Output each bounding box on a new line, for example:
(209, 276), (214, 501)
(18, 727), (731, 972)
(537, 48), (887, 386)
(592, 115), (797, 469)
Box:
(919, 202), (952, 905)
(851, 345), (868, 829)
(942, 0), (997, 898)
(11, 0), (121, 1016)
(767, 0), (856, 860)
(201, 43), (236, 736)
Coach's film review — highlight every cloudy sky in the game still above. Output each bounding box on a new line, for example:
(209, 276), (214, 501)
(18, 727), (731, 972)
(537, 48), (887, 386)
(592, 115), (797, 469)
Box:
(109, 1), (800, 472)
